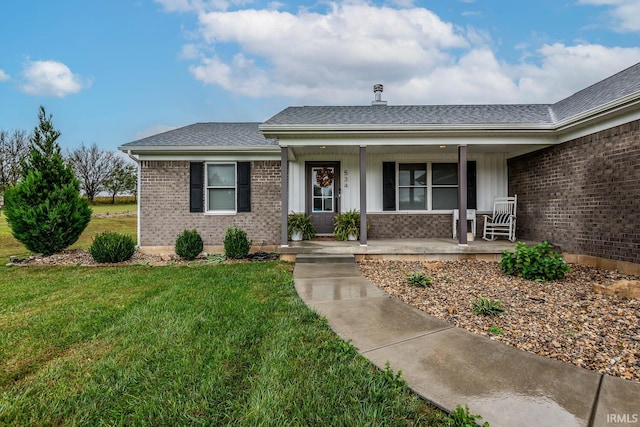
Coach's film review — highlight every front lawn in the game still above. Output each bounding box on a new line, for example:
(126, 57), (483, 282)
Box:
(0, 207), (136, 264)
(0, 263), (446, 425)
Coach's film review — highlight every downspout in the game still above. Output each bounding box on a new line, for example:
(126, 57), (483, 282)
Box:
(126, 150), (142, 248)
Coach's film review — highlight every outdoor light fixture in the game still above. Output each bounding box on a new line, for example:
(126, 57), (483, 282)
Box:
(439, 145), (446, 149)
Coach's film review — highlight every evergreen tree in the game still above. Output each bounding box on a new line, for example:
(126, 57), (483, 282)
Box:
(3, 106), (92, 255)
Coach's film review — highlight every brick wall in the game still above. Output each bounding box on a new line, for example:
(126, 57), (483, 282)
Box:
(140, 160), (281, 246)
(368, 213), (479, 239)
(508, 119), (640, 264)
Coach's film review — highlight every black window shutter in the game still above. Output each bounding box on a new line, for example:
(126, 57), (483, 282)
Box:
(237, 162), (251, 212)
(190, 162), (204, 213)
(467, 161), (477, 210)
(382, 162), (396, 211)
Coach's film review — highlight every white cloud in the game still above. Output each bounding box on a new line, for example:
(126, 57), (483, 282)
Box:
(20, 60), (90, 97)
(190, 3), (468, 101)
(170, 2), (640, 106)
(179, 43), (203, 59)
(0, 69), (9, 82)
(155, 0), (222, 12)
(579, 0), (640, 32)
(509, 43), (640, 102)
(398, 43), (640, 104)
(134, 124), (178, 139)
(154, 0), (252, 12)
(390, 0), (416, 7)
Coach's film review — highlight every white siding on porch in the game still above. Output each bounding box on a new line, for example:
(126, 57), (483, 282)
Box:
(288, 153), (360, 213)
(476, 153), (508, 211)
(289, 152), (507, 213)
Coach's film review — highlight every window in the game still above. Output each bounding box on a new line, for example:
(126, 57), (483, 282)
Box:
(206, 163), (236, 212)
(311, 166), (335, 212)
(398, 163), (427, 210)
(190, 162), (250, 214)
(382, 161), (475, 212)
(431, 163), (458, 210)
(394, 163), (459, 210)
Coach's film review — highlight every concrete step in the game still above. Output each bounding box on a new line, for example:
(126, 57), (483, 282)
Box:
(295, 254), (355, 264)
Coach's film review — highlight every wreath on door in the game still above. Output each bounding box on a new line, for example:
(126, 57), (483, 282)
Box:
(315, 167), (335, 188)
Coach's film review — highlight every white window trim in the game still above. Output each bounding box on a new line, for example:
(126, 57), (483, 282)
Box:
(205, 161), (237, 215)
(396, 162), (458, 212)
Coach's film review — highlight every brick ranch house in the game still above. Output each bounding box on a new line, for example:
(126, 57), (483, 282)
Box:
(119, 63), (640, 269)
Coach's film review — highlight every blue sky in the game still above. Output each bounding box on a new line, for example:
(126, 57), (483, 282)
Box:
(1, 0), (639, 152)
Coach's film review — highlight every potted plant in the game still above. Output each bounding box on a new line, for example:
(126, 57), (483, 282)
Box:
(287, 212), (317, 241)
(333, 209), (362, 241)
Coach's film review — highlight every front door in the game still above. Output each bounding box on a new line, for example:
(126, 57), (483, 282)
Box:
(306, 162), (340, 235)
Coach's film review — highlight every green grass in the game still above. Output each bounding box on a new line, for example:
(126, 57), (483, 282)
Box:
(0, 263), (447, 425)
(90, 203), (137, 215)
(0, 207), (137, 264)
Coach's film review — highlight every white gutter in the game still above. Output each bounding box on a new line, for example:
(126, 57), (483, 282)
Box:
(116, 145), (280, 153)
(554, 91), (640, 132)
(126, 150), (142, 248)
(259, 122), (556, 137)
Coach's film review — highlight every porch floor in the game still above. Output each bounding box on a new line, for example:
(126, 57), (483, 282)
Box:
(278, 238), (528, 260)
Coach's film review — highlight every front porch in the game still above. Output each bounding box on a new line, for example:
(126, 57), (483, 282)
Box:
(278, 238), (526, 261)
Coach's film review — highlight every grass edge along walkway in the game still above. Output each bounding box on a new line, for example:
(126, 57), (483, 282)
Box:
(0, 262), (451, 426)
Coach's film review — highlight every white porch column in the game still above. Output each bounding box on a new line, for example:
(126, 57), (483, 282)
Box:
(359, 145), (367, 246)
(280, 145), (289, 247)
(458, 145), (468, 246)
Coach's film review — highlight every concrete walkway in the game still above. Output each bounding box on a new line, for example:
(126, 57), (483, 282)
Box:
(293, 254), (640, 427)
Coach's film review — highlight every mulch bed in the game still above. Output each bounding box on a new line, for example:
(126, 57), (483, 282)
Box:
(357, 259), (640, 383)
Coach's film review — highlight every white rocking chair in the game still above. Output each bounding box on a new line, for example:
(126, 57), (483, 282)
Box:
(483, 195), (517, 241)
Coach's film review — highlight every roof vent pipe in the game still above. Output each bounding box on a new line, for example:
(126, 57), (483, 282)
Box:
(371, 84), (387, 106)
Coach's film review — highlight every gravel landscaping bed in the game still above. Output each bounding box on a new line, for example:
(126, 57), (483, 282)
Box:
(9, 250), (172, 267)
(357, 259), (640, 383)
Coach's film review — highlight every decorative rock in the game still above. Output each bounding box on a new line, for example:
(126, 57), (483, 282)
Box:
(421, 261), (443, 270)
(357, 259), (640, 383)
(592, 280), (640, 299)
(247, 251), (279, 262)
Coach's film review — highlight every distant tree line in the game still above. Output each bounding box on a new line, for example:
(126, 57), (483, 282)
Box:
(0, 130), (136, 205)
(67, 143), (137, 203)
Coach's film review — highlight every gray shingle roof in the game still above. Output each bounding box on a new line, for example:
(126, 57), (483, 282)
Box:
(263, 104), (556, 126)
(120, 122), (277, 148)
(120, 63), (640, 149)
(263, 62), (640, 127)
(552, 62), (640, 121)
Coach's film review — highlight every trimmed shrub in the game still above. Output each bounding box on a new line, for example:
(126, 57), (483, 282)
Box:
(89, 232), (136, 263)
(224, 226), (251, 259)
(500, 241), (570, 282)
(175, 229), (204, 260)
